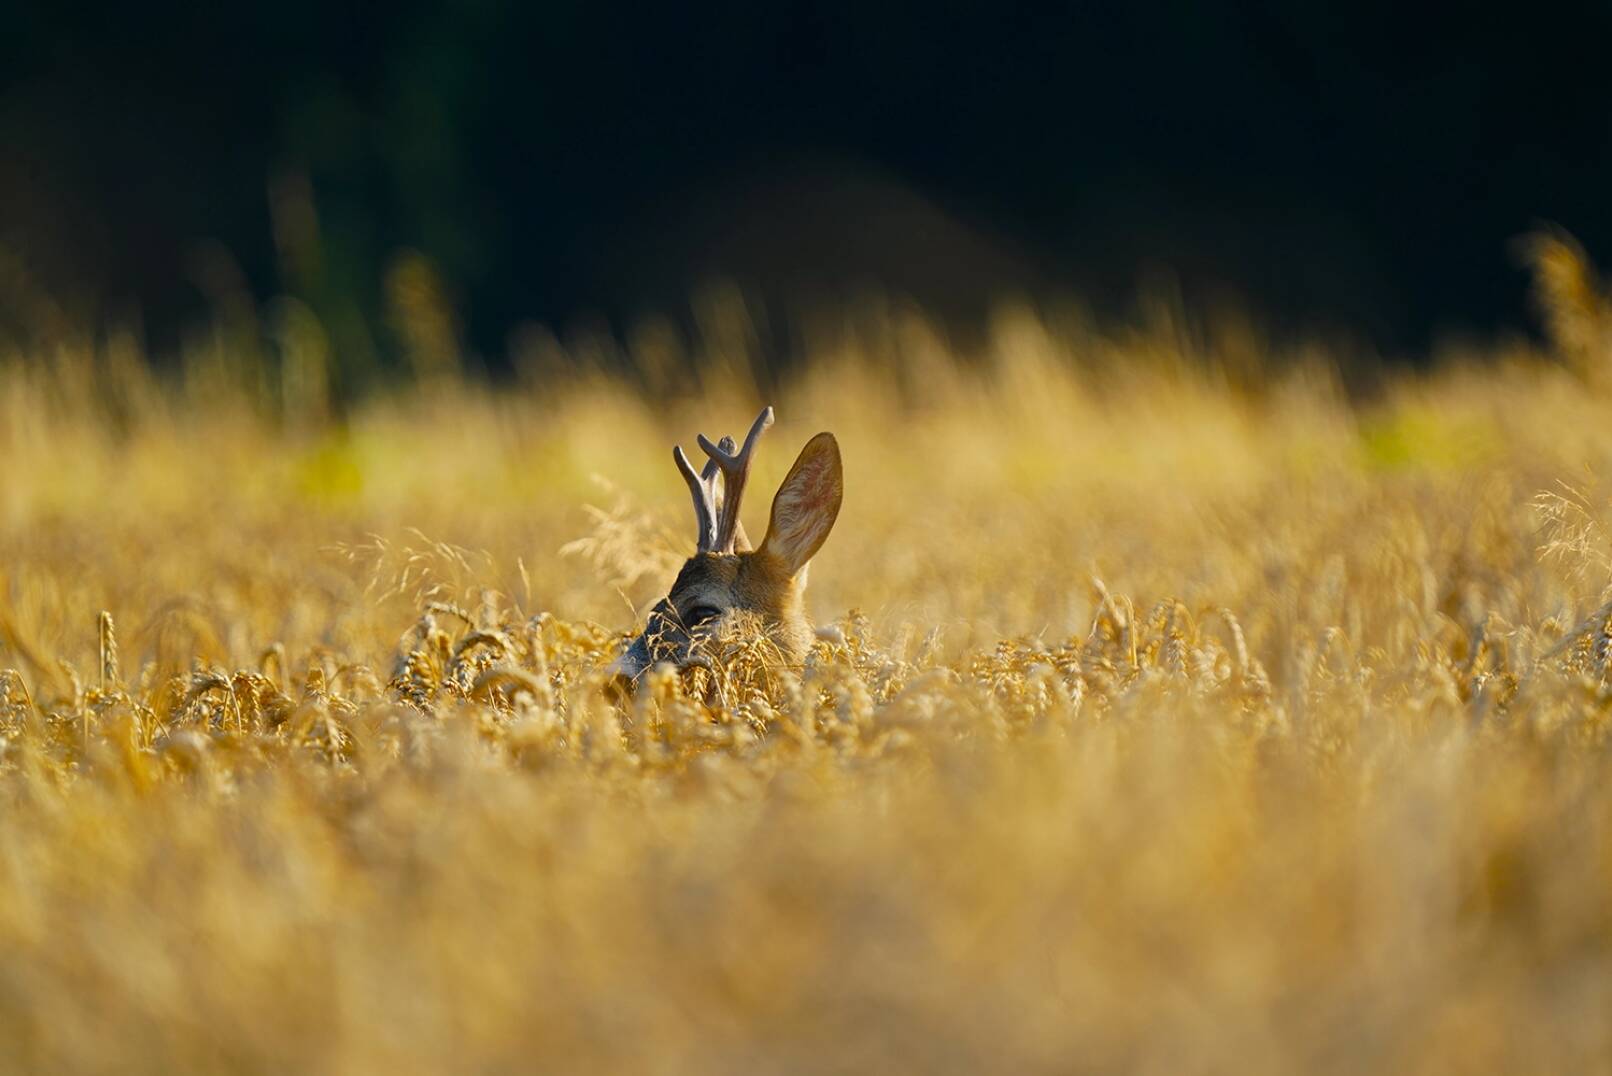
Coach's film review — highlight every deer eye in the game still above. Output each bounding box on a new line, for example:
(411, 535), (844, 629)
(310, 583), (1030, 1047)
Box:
(683, 604), (722, 627)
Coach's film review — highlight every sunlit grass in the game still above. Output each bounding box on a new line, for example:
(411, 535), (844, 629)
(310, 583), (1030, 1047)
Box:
(2, 254), (1612, 1071)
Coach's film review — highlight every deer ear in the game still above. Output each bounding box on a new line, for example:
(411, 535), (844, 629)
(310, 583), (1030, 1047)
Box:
(759, 433), (842, 578)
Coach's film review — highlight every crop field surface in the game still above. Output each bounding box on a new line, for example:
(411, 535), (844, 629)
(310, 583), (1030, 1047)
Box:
(3, 278), (1612, 1073)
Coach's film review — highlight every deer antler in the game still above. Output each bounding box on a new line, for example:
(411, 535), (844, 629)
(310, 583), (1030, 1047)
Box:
(672, 406), (775, 555)
(698, 406), (774, 554)
(673, 443), (721, 553)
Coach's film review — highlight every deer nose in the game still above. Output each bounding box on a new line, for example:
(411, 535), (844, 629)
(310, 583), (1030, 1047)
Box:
(604, 644), (650, 698)
(603, 669), (636, 700)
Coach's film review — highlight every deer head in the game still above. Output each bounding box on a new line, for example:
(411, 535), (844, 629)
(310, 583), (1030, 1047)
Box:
(607, 407), (843, 691)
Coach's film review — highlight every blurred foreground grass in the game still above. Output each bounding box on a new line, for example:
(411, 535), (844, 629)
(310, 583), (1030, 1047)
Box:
(3, 277), (1612, 1072)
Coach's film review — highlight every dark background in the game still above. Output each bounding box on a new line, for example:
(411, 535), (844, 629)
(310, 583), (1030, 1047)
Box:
(3, 0), (1610, 368)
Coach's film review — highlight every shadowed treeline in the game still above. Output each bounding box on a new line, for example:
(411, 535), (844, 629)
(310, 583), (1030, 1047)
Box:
(4, 0), (1612, 370)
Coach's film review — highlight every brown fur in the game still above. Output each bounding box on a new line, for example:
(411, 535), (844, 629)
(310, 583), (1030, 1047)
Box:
(667, 552), (813, 661)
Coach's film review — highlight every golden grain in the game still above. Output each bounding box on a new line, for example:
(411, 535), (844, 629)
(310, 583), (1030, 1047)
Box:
(2, 272), (1612, 1070)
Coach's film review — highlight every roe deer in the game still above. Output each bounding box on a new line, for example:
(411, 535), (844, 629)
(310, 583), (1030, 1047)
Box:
(607, 407), (843, 691)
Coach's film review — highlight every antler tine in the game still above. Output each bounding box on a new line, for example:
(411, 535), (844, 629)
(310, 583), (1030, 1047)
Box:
(696, 406), (775, 554)
(672, 445), (719, 552)
(707, 439), (735, 479)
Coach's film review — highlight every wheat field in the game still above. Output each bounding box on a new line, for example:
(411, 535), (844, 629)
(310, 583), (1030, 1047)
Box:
(2, 244), (1612, 1073)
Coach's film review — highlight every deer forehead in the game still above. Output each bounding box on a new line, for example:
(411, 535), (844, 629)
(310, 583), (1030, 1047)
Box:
(668, 554), (742, 606)
(667, 553), (794, 612)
